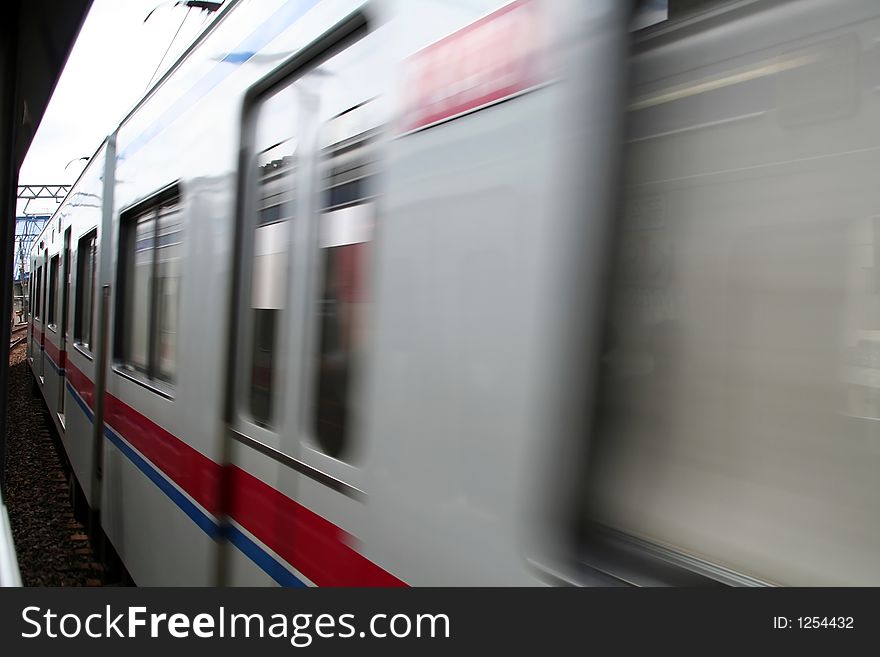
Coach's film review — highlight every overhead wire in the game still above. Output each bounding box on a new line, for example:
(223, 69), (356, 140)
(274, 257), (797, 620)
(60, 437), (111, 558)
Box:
(144, 9), (190, 94)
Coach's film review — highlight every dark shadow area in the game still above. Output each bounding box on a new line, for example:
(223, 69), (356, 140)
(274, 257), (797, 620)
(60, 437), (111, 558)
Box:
(4, 342), (104, 586)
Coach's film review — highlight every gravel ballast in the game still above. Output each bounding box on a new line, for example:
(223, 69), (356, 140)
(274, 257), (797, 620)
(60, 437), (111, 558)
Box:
(5, 341), (104, 586)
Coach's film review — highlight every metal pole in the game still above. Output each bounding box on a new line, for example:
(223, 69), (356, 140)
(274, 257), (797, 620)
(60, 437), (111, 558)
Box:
(88, 132), (116, 551)
(88, 285), (110, 544)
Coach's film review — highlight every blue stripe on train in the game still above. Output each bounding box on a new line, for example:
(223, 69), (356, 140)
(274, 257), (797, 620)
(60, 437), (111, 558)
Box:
(44, 351), (64, 375)
(224, 525), (307, 588)
(65, 380), (306, 587)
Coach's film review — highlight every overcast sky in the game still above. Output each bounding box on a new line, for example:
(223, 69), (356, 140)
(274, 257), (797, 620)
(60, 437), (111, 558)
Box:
(17, 0), (222, 216)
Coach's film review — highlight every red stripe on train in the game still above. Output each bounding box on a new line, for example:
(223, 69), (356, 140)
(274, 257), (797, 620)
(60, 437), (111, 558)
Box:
(44, 337), (66, 370)
(226, 465), (406, 587)
(65, 360), (403, 586)
(66, 360), (96, 411)
(104, 392), (223, 517)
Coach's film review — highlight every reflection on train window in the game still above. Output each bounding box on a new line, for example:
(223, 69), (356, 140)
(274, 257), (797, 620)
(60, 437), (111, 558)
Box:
(156, 205), (182, 381)
(48, 255), (59, 327)
(74, 231), (97, 348)
(76, 233), (97, 347)
(312, 133), (376, 459)
(129, 213), (153, 370)
(632, 0), (667, 29)
(118, 192), (182, 384)
(245, 85), (296, 428)
(35, 266), (42, 319)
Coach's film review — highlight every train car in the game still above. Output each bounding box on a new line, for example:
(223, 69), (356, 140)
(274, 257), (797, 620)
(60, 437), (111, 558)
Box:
(27, 0), (630, 586)
(581, 0), (880, 585)
(27, 0), (880, 587)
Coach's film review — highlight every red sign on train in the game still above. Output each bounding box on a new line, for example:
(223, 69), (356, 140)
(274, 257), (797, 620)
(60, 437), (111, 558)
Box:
(398, 0), (544, 132)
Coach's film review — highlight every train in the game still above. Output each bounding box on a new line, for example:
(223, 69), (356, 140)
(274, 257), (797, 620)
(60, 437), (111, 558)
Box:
(25, 0), (880, 586)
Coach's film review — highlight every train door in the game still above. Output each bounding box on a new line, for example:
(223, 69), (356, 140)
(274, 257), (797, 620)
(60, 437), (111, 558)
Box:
(222, 49), (307, 586)
(59, 228), (71, 425)
(221, 13), (398, 586)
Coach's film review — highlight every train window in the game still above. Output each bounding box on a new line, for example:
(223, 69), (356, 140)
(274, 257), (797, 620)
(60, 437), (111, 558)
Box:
(74, 230), (97, 349)
(117, 190), (182, 384)
(35, 266), (42, 319)
(129, 212), (154, 370)
(156, 203), (182, 381)
(241, 85), (296, 428)
(48, 255), (59, 327)
(34, 266), (42, 319)
(311, 130), (377, 460)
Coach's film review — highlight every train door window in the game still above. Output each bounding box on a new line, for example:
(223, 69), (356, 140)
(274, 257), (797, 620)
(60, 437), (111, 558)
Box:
(61, 228), (71, 340)
(239, 85), (297, 428)
(75, 230), (98, 350)
(155, 203), (182, 381)
(128, 211), (154, 370)
(292, 17), (388, 463)
(311, 132), (378, 459)
(48, 255), (59, 327)
(35, 266), (42, 319)
(117, 188), (182, 384)
(42, 251), (48, 319)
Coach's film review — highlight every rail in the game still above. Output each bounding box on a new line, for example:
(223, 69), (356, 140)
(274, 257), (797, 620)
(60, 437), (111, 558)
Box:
(10, 324), (26, 350)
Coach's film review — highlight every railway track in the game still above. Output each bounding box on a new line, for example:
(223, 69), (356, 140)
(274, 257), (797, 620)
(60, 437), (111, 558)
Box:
(10, 323), (27, 349)
(5, 339), (106, 586)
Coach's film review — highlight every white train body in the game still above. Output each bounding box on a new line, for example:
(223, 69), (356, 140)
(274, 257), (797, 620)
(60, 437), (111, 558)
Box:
(27, 0), (880, 586)
(27, 0), (627, 586)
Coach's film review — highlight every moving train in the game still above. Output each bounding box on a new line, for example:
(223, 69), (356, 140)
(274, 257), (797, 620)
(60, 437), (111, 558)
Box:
(26, 0), (880, 586)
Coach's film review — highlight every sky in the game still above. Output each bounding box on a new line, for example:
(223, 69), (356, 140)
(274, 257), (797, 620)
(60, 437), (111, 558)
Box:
(17, 0), (223, 216)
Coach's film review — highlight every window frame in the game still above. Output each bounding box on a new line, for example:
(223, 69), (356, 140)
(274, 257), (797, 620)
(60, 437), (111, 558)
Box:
(34, 265), (43, 320)
(236, 86), (298, 430)
(113, 183), (182, 394)
(224, 9), (371, 492)
(74, 229), (98, 352)
(47, 254), (59, 329)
